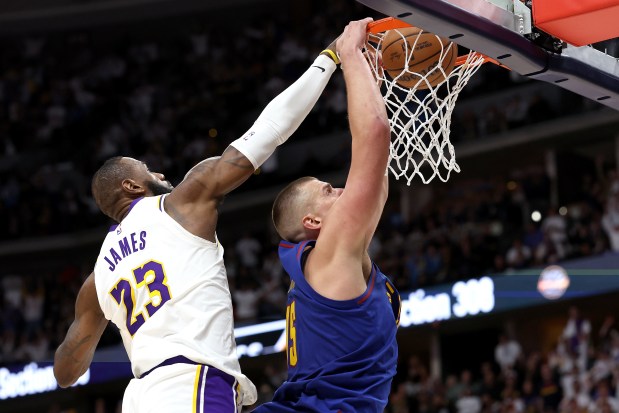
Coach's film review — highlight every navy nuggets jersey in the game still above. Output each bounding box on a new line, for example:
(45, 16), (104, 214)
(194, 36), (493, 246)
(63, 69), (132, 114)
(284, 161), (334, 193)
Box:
(257, 240), (400, 413)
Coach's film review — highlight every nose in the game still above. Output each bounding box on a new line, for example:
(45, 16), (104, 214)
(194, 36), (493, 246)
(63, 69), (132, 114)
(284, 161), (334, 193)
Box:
(155, 173), (166, 181)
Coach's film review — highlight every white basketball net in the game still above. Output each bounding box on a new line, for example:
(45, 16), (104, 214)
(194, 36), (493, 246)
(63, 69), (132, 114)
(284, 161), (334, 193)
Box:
(365, 29), (485, 184)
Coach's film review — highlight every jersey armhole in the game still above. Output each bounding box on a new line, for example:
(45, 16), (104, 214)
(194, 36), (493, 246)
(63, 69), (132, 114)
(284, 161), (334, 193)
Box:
(295, 246), (378, 309)
(300, 245), (312, 273)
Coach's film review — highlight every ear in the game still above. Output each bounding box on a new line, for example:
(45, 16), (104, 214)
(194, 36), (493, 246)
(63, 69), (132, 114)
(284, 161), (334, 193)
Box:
(121, 178), (146, 195)
(302, 214), (322, 231)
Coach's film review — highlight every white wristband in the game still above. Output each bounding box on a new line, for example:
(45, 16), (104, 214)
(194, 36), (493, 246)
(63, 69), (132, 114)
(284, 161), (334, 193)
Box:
(230, 54), (337, 169)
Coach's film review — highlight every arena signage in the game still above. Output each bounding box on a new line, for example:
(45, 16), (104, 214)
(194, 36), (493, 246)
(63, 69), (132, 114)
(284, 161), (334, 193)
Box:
(3, 262), (619, 399)
(234, 265), (619, 357)
(0, 363), (89, 400)
(399, 277), (496, 327)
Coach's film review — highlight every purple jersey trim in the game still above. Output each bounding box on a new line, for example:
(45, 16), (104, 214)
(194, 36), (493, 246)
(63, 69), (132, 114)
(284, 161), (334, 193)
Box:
(126, 197), (143, 215)
(140, 355), (197, 378)
(107, 197), (143, 232)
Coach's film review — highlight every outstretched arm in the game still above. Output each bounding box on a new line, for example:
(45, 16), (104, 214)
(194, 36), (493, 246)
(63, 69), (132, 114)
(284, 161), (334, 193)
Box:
(54, 273), (108, 388)
(307, 18), (391, 300)
(165, 49), (339, 241)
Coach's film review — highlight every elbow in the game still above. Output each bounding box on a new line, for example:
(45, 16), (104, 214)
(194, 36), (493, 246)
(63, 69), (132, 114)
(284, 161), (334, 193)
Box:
(54, 364), (76, 388)
(370, 115), (390, 143)
(53, 349), (80, 388)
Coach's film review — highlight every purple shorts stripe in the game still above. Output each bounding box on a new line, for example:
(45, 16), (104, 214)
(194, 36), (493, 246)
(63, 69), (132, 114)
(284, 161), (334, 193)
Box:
(202, 367), (237, 413)
(195, 365), (205, 413)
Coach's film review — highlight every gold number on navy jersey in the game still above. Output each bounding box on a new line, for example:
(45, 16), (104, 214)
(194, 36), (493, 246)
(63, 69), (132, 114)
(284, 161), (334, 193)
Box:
(109, 260), (172, 336)
(286, 300), (298, 367)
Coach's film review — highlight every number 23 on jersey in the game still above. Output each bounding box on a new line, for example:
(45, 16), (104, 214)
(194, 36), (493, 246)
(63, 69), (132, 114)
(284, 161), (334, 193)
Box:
(109, 260), (172, 336)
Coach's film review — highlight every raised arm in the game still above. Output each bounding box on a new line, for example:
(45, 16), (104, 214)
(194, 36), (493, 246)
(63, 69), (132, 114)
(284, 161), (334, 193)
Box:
(54, 273), (108, 388)
(165, 48), (338, 241)
(307, 18), (391, 299)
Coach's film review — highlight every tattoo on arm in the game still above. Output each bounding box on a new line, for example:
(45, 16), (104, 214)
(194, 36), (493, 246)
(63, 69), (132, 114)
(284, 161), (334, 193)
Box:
(61, 334), (94, 364)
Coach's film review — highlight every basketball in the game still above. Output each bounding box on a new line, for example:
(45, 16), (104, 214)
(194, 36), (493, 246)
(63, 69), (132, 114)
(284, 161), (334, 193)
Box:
(380, 27), (458, 89)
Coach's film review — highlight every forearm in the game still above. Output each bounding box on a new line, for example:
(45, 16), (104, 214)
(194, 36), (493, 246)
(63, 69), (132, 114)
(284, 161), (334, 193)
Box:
(54, 330), (97, 387)
(341, 48), (389, 147)
(341, 47), (390, 193)
(230, 54), (337, 168)
(53, 274), (107, 388)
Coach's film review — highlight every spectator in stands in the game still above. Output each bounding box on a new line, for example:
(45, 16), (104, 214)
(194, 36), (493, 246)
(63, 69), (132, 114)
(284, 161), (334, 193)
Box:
(602, 184), (619, 251)
(456, 386), (482, 413)
(22, 276), (45, 337)
(523, 222), (544, 252)
(539, 363), (563, 413)
(236, 231), (263, 270)
(0, 330), (16, 363)
(569, 379), (591, 411)
(387, 383), (411, 413)
(232, 273), (264, 324)
(598, 315), (619, 352)
(542, 207), (568, 259)
(495, 333), (523, 374)
(521, 378), (540, 413)
(479, 105), (507, 137)
(535, 231), (562, 265)
(589, 382), (619, 413)
(501, 373), (525, 413)
(562, 306), (591, 371)
(480, 362), (502, 402)
(589, 348), (614, 385)
(505, 239), (532, 269)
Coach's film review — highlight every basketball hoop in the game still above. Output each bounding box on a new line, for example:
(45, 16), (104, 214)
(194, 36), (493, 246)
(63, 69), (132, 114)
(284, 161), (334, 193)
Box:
(365, 18), (496, 184)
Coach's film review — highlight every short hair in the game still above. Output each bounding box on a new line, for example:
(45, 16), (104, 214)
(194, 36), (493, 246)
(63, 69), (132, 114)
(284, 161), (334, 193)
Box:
(272, 176), (315, 242)
(91, 156), (129, 219)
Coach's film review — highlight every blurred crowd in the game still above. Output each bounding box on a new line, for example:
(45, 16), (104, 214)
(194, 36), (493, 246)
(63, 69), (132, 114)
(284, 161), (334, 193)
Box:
(0, 0), (599, 241)
(2, 1), (619, 412)
(371, 164), (618, 292)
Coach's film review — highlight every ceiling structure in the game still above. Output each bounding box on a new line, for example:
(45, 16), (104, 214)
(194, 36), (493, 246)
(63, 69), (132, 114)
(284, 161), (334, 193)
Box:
(0, 0), (273, 34)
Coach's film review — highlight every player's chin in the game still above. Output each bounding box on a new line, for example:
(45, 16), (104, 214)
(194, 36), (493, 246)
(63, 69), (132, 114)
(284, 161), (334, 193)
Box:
(148, 180), (174, 196)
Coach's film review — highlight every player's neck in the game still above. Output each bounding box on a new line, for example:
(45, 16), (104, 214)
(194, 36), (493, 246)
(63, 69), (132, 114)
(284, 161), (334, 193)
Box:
(113, 197), (138, 223)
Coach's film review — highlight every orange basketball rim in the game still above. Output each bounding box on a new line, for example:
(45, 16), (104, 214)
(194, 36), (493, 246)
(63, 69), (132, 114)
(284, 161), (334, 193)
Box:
(367, 17), (509, 70)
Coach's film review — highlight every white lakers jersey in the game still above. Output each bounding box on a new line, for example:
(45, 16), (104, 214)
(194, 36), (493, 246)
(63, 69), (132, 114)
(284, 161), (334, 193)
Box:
(94, 195), (257, 405)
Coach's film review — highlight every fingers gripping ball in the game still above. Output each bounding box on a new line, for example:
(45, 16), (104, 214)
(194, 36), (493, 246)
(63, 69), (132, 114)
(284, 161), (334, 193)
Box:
(380, 27), (458, 89)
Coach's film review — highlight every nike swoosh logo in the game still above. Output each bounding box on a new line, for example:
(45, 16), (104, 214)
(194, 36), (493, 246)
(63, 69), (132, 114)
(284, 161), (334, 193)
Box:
(312, 65), (326, 72)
